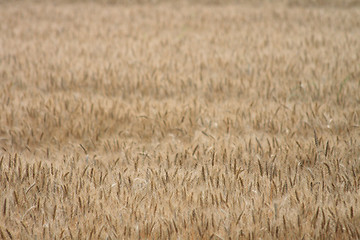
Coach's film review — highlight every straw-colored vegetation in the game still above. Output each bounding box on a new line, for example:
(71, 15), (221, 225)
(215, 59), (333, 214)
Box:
(0, 1), (359, 239)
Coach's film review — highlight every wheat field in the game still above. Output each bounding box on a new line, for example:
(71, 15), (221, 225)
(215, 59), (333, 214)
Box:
(0, 1), (360, 239)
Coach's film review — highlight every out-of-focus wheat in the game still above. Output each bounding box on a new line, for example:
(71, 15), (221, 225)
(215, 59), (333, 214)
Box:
(0, 1), (359, 239)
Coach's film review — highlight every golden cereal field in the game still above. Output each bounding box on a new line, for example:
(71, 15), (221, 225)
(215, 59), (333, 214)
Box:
(0, 0), (360, 239)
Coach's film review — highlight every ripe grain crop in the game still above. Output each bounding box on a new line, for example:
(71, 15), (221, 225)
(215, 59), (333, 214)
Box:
(0, 1), (359, 239)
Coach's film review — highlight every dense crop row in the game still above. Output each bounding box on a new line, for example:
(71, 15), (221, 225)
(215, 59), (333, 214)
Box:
(0, 2), (359, 239)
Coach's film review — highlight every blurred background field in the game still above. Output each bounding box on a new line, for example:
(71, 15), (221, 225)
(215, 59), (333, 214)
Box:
(1, 0), (360, 6)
